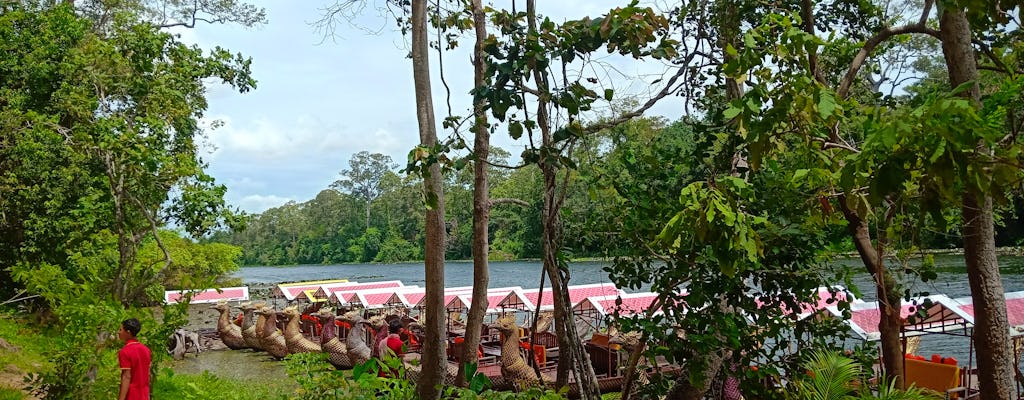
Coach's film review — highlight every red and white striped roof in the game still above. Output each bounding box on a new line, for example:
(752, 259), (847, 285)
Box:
(509, 283), (622, 311)
(755, 286), (859, 320)
(165, 287), (249, 304)
(345, 286), (422, 309)
(953, 291), (1024, 337)
(845, 295), (973, 341)
(272, 279), (349, 301)
(572, 292), (661, 318)
(394, 286), (476, 308)
(446, 287), (528, 313)
(307, 280), (404, 302)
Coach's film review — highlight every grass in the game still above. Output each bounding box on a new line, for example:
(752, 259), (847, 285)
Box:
(0, 388), (26, 400)
(154, 369), (294, 400)
(0, 308), (296, 400)
(0, 311), (51, 373)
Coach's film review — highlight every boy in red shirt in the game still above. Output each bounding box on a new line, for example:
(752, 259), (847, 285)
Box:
(376, 319), (404, 377)
(117, 318), (152, 400)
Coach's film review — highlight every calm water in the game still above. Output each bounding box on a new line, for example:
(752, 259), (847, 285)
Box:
(233, 260), (619, 288)
(224, 257), (1024, 376)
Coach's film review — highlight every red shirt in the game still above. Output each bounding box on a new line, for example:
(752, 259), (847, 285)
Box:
(377, 334), (404, 377)
(118, 339), (152, 400)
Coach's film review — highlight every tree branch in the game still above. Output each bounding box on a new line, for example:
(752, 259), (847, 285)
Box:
(583, 52), (693, 134)
(811, 136), (861, 153)
(130, 196), (172, 271)
(837, 24), (939, 99)
(489, 198), (529, 208)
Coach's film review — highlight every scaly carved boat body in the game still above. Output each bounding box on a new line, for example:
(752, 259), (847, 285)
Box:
(339, 310), (371, 366)
(241, 301), (265, 351)
(315, 307), (352, 369)
(491, 313), (540, 392)
(212, 301), (247, 350)
(282, 305), (321, 354)
(258, 306), (288, 359)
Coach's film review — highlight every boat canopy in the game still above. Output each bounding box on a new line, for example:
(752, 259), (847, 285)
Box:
(953, 291), (1024, 337)
(307, 280), (404, 302)
(344, 286), (422, 309)
(445, 287), (528, 314)
(573, 292), (661, 318)
(756, 286), (860, 321)
(165, 286), (249, 304)
(507, 283), (622, 312)
(272, 279), (349, 301)
(841, 294), (974, 341)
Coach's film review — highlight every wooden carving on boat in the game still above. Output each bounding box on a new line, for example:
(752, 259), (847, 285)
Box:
(314, 307), (353, 369)
(257, 306), (288, 359)
(212, 301), (247, 350)
(282, 305), (321, 354)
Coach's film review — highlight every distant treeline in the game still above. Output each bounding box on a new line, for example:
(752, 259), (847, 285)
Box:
(207, 121), (1024, 266)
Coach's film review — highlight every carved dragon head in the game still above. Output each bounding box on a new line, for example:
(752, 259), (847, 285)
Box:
(256, 306), (275, 316)
(315, 307), (335, 319)
(367, 314), (387, 329)
(338, 309), (364, 324)
(489, 313), (519, 335)
(608, 330), (642, 349)
(282, 305), (300, 321)
(211, 300), (231, 312)
(534, 311), (554, 333)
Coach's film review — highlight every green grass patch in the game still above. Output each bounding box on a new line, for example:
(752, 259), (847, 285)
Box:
(155, 369), (294, 400)
(0, 310), (52, 373)
(0, 387), (26, 400)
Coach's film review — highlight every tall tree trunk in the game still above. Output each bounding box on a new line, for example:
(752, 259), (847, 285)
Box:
(456, 0), (490, 387)
(365, 200), (371, 231)
(411, 0), (446, 398)
(665, 348), (729, 400)
(540, 164), (600, 399)
(524, 0), (599, 396)
(841, 206), (905, 387)
(940, 9), (1016, 399)
(796, 0), (910, 386)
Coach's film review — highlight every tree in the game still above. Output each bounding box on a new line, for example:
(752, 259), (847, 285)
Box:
(474, 1), (681, 396)
(938, 3), (1019, 397)
(332, 151), (398, 230)
(456, 0), (492, 387)
(408, 0), (447, 397)
(712, 0), (1024, 392)
(0, 2), (258, 395)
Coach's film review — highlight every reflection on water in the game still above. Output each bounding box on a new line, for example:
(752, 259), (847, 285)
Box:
(169, 349), (289, 383)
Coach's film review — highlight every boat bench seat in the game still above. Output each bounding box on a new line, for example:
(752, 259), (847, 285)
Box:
(904, 358), (973, 399)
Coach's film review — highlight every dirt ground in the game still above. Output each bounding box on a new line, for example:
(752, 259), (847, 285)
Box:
(0, 355), (39, 399)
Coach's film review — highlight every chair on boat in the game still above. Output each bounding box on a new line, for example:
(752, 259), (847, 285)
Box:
(532, 331), (559, 359)
(450, 337), (498, 366)
(903, 358), (975, 399)
(585, 342), (618, 378)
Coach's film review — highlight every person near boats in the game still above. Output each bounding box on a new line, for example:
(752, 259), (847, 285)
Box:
(117, 318), (152, 400)
(376, 319), (404, 378)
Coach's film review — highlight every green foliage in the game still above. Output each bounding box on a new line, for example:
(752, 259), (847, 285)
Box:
(787, 350), (939, 400)
(280, 352), (566, 400)
(0, 388), (24, 400)
(154, 369), (289, 400)
(374, 234), (421, 263)
(137, 230), (243, 290)
(0, 1), (253, 303)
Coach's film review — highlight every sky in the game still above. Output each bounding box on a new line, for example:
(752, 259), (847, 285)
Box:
(183, 0), (681, 213)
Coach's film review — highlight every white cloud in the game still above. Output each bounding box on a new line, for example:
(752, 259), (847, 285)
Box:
(186, 0), (683, 215)
(235, 194), (294, 214)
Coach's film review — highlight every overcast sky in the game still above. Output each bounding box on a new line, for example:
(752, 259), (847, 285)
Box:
(184, 0), (681, 213)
